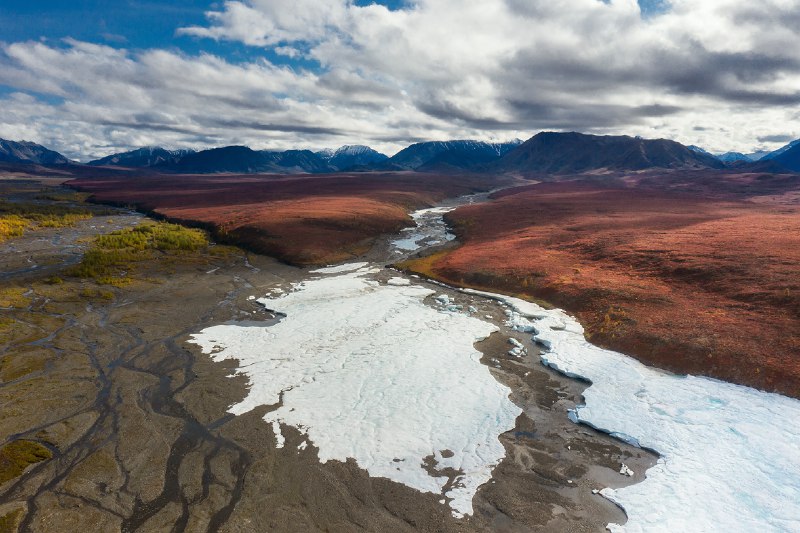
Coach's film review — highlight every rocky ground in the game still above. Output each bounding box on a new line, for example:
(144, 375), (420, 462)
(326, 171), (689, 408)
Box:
(0, 178), (655, 532)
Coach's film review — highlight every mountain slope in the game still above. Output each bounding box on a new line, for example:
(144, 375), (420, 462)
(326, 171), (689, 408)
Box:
(318, 145), (388, 171)
(88, 147), (193, 167)
(494, 132), (725, 174)
(166, 146), (333, 174)
(746, 149), (772, 161)
(0, 139), (70, 165)
(761, 139), (800, 162)
(718, 152), (752, 164)
(768, 142), (800, 171)
(385, 140), (522, 171)
(688, 145), (714, 157)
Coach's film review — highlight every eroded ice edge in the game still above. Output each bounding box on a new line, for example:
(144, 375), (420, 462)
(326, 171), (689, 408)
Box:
(188, 265), (521, 518)
(391, 206), (457, 252)
(463, 288), (800, 533)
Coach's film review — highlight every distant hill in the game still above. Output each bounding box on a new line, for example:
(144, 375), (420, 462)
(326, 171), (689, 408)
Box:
(759, 138), (800, 162)
(718, 152), (752, 164)
(317, 145), (388, 171)
(767, 141), (800, 172)
(494, 132), (725, 174)
(746, 149), (772, 161)
(88, 147), (194, 167)
(166, 146), (334, 174)
(0, 138), (70, 165)
(89, 144), (389, 174)
(384, 140), (522, 171)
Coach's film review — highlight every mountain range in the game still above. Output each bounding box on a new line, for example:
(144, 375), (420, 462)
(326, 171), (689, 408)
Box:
(4, 133), (800, 174)
(87, 144), (387, 174)
(381, 140), (522, 171)
(717, 152), (752, 164)
(88, 147), (193, 168)
(496, 132), (724, 174)
(0, 139), (70, 165)
(713, 141), (800, 171)
(317, 145), (388, 170)
(166, 146), (333, 174)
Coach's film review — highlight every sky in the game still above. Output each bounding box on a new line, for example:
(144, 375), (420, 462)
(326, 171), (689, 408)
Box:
(1, 0), (799, 161)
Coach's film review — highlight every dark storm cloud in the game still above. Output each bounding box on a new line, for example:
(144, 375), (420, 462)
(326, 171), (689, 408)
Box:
(500, 99), (682, 133)
(414, 99), (519, 130)
(501, 39), (800, 117)
(632, 104), (682, 117)
(96, 120), (200, 135)
(650, 47), (800, 101)
(372, 133), (429, 144)
(204, 118), (346, 136)
(757, 134), (796, 143)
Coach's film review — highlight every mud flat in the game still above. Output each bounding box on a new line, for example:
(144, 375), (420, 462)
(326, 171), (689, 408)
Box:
(0, 178), (655, 531)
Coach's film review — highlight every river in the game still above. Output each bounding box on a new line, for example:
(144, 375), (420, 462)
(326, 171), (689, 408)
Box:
(189, 196), (800, 532)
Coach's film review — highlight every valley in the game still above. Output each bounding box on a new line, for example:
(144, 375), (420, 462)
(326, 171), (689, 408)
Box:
(5, 2), (800, 531)
(2, 132), (800, 532)
(67, 171), (514, 266)
(0, 177), (656, 532)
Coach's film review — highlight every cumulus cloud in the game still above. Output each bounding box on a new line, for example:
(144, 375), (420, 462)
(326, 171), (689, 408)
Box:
(178, 0), (348, 47)
(1, 0), (799, 159)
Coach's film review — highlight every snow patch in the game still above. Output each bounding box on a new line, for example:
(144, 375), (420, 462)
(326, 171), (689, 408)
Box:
(188, 269), (520, 518)
(460, 288), (800, 532)
(311, 262), (369, 274)
(272, 421), (285, 448)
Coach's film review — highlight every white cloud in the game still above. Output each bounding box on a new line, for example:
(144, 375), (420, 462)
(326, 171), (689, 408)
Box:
(1, 0), (800, 159)
(178, 0), (348, 47)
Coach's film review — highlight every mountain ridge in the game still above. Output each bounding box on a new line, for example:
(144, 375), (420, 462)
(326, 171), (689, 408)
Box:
(493, 132), (725, 174)
(166, 146), (334, 174)
(88, 147), (194, 167)
(768, 142), (800, 172)
(384, 139), (522, 171)
(317, 145), (388, 170)
(0, 138), (70, 165)
(5, 133), (799, 175)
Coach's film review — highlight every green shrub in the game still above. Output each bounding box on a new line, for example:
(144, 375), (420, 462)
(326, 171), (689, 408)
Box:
(0, 216), (29, 242)
(0, 440), (52, 484)
(68, 222), (209, 284)
(0, 201), (93, 240)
